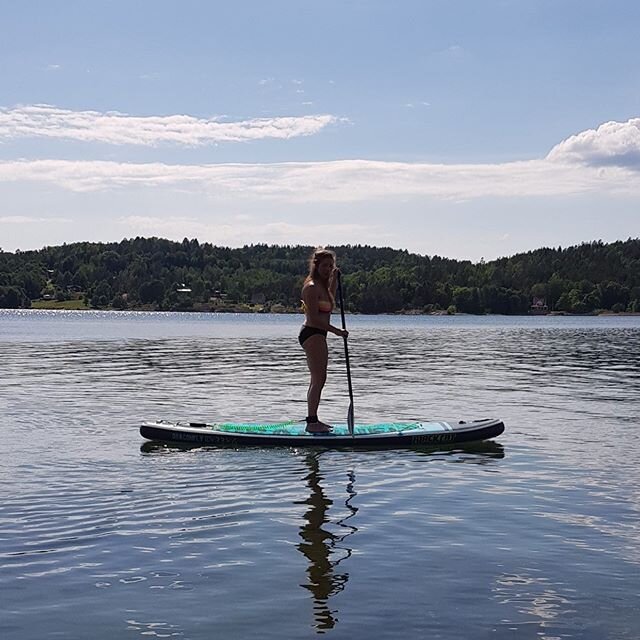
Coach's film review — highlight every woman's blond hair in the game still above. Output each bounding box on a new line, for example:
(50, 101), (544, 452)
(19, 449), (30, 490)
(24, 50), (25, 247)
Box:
(303, 248), (336, 295)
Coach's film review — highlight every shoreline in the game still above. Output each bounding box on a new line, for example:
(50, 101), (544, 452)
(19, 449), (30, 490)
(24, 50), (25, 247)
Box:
(17, 302), (640, 317)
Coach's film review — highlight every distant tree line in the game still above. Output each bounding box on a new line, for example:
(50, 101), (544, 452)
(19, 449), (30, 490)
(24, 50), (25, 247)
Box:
(1, 236), (639, 314)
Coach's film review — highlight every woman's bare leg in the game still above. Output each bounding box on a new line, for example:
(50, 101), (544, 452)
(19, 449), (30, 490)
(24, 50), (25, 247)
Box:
(303, 335), (331, 432)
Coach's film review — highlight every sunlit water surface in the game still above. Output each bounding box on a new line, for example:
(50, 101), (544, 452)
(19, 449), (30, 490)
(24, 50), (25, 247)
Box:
(1, 310), (639, 639)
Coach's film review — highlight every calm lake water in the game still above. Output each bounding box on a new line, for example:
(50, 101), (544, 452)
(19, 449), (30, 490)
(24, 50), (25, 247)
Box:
(1, 310), (639, 639)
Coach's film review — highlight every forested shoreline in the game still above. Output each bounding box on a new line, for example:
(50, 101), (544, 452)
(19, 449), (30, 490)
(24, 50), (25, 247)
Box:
(1, 237), (639, 314)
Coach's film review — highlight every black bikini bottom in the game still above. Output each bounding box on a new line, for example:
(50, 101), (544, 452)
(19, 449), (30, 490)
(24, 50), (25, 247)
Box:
(298, 325), (328, 346)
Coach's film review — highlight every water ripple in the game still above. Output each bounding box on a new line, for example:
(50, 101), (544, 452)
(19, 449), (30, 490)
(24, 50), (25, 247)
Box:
(1, 311), (639, 638)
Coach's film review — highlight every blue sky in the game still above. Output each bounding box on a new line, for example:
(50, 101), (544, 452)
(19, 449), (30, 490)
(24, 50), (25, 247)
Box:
(1, 0), (639, 260)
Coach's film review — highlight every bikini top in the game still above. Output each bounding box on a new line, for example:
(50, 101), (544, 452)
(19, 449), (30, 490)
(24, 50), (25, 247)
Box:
(301, 298), (333, 314)
(317, 299), (333, 314)
(302, 281), (333, 314)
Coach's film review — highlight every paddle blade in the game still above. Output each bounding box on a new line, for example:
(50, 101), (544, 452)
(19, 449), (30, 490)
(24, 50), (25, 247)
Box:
(347, 402), (355, 436)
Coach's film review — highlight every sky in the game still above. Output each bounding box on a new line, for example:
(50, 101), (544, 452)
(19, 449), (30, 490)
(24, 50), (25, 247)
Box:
(1, 0), (639, 262)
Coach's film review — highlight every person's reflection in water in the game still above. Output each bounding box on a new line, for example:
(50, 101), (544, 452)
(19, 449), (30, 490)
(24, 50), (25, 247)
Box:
(296, 452), (358, 633)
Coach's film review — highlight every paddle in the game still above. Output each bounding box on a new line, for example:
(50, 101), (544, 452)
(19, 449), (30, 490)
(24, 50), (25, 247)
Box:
(336, 270), (355, 436)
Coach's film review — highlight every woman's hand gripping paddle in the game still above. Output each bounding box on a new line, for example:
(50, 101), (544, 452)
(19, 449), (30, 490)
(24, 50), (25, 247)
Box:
(336, 270), (355, 436)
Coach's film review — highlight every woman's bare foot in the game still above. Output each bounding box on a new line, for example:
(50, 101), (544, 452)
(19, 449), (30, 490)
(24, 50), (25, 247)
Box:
(305, 421), (332, 433)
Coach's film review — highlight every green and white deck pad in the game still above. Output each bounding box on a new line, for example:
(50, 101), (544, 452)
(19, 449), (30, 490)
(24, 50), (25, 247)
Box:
(208, 421), (454, 435)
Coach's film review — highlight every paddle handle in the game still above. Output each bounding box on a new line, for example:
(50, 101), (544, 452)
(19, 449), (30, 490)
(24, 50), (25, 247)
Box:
(337, 271), (355, 434)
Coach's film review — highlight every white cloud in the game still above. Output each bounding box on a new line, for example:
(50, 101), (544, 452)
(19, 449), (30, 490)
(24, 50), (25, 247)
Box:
(0, 117), (639, 204)
(431, 44), (466, 61)
(547, 118), (640, 169)
(117, 215), (375, 246)
(0, 156), (637, 201)
(0, 215), (73, 224)
(0, 105), (339, 146)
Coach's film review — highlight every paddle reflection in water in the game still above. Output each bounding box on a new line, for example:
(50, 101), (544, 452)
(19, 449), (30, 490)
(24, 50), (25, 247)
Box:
(295, 452), (358, 633)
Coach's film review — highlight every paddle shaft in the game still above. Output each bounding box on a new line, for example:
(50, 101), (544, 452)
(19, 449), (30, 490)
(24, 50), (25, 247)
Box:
(336, 271), (355, 433)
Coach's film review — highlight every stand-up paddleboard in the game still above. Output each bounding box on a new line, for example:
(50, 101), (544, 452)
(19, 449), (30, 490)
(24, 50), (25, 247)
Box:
(139, 418), (504, 448)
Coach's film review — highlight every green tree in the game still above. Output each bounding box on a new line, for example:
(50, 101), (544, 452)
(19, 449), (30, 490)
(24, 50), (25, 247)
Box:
(598, 281), (629, 310)
(452, 286), (482, 314)
(139, 279), (166, 305)
(0, 286), (30, 308)
(90, 282), (113, 307)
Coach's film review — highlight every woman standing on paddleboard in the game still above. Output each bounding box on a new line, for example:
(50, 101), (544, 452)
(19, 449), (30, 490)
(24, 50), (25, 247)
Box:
(299, 248), (348, 433)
